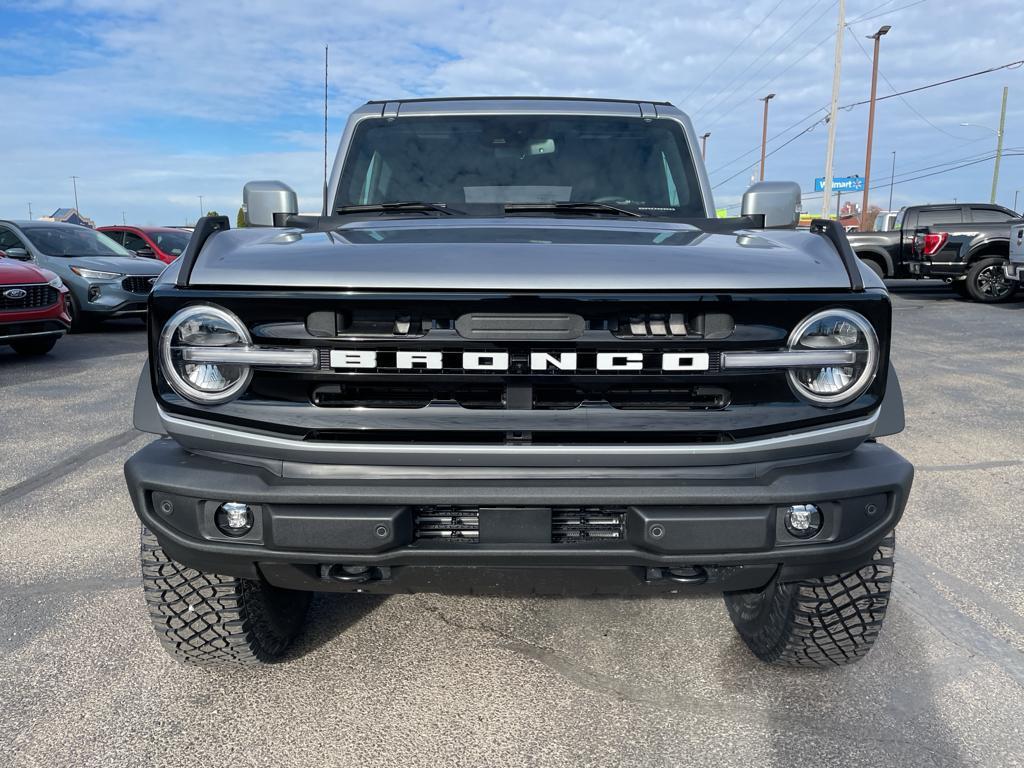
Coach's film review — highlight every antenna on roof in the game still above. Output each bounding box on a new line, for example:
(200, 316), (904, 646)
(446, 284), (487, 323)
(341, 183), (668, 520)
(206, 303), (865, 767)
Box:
(322, 44), (329, 216)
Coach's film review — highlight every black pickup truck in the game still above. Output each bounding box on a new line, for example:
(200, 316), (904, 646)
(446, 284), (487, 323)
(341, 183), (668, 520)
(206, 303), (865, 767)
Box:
(847, 203), (1020, 302)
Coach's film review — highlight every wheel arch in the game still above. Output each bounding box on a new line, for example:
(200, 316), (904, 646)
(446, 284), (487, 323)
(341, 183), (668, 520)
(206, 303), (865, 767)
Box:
(854, 247), (893, 276)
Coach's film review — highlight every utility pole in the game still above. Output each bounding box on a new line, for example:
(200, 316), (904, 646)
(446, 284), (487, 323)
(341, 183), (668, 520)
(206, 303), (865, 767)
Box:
(198, 195), (205, 220)
(122, 211), (127, 225)
(70, 176), (80, 212)
(821, 0), (845, 219)
(758, 94), (775, 181)
(991, 86), (1008, 204)
(860, 25), (890, 230)
(1014, 189), (1020, 212)
(27, 202), (33, 220)
(887, 151), (896, 216)
(323, 44), (330, 215)
(700, 132), (711, 161)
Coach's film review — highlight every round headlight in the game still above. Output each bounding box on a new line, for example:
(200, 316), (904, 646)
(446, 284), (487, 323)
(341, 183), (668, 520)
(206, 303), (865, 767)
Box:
(787, 309), (878, 406)
(159, 305), (252, 404)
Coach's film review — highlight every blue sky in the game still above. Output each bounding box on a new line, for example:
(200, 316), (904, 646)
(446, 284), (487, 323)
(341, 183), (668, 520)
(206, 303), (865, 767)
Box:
(1, 0), (1021, 226)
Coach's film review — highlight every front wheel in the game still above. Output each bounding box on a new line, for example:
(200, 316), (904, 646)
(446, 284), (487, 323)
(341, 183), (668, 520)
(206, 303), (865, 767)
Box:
(140, 527), (311, 666)
(724, 532), (895, 667)
(11, 336), (58, 356)
(965, 258), (1017, 303)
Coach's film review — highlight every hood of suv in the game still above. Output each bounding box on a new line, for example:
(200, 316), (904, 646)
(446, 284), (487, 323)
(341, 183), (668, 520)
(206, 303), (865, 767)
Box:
(186, 217), (854, 291)
(0, 257), (48, 285)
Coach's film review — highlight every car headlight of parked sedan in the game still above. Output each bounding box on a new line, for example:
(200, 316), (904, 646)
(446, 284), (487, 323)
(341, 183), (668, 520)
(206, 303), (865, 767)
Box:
(69, 266), (123, 280)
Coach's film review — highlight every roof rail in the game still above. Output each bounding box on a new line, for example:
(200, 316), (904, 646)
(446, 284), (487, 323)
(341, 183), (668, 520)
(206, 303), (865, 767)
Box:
(175, 215), (230, 288)
(810, 218), (865, 292)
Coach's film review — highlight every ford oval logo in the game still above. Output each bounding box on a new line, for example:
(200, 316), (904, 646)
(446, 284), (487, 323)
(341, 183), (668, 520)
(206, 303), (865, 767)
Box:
(3, 288), (28, 300)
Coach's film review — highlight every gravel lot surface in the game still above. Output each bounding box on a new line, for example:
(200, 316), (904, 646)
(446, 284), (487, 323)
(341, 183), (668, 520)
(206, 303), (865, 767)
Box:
(2, 283), (1022, 768)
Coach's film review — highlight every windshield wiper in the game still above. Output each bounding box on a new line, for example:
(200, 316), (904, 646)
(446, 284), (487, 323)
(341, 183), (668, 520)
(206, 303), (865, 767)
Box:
(504, 202), (643, 218)
(335, 202), (461, 216)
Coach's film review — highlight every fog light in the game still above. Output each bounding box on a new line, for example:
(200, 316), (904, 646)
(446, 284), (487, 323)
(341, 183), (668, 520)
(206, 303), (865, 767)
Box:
(88, 285), (101, 302)
(784, 504), (822, 539)
(215, 502), (253, 536)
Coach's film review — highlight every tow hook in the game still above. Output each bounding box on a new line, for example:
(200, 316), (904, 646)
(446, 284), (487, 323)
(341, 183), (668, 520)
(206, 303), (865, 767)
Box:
(323, 565), (377, 584)
(666, 566), (708, 585)
(646, 565), (708, 585)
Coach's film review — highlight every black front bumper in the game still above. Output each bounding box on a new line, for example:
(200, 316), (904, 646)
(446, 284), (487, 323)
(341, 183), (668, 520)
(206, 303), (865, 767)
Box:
(124, 439), (913, 596)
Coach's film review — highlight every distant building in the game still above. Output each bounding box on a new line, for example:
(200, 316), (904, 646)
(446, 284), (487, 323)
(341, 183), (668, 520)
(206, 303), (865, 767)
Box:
(39, 208), (95, 228)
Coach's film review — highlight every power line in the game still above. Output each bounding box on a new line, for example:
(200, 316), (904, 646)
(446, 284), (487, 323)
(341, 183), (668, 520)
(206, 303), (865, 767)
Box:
(691, 0), (825, 121)
(702, 2), (842, 133)
(846, 0), (928, 26)
(709, 57), (1024, 185)
(699, 0), (925, 133)
(846, 26), (976, 141)
(842, 58), (1024, 109)
(719, 147), (1024, 209)
(681, 0), (787, 105)
(707, 108), (826, 176)
(712, 119), (828, 188)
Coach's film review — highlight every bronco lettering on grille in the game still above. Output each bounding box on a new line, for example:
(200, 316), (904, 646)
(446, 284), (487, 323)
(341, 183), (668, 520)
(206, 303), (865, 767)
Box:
(328, 350), (711, 372)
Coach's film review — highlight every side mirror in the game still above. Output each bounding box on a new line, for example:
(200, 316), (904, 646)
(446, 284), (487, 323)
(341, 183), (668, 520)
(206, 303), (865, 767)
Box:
(136, 247), (155, 257)
(243, 180), (299, 227)
(741, 181), (801, 228)
(5, 247), (31, 261)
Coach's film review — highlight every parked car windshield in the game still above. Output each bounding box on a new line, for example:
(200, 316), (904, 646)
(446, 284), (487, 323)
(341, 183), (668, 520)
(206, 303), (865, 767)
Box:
(151, 230), (191, 256)
(23, 226), (134, 257)
(336, 114), (706, 217)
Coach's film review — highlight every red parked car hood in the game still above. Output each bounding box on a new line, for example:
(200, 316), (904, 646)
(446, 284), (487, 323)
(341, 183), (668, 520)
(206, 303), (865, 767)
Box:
(0, 257), (49, 285)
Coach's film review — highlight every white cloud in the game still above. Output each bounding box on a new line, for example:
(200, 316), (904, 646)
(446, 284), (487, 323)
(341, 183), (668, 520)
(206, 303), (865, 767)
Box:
(2, 0), (1023, 225)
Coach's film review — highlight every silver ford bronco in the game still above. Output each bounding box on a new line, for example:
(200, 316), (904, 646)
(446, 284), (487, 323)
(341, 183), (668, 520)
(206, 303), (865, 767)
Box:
(126, 97), (912, 667)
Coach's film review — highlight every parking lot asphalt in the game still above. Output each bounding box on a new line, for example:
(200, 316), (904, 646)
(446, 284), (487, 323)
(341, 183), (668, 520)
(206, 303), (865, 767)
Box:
(1, 283), (1022, 768)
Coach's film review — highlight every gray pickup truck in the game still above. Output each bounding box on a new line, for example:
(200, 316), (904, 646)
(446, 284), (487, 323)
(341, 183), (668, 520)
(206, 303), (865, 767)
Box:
(125, 97), (912, 668)
(847, 203), (1021, 302)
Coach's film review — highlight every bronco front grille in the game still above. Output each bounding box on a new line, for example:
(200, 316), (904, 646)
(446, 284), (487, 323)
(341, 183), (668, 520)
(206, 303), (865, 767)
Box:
(0, 284), (57, 311)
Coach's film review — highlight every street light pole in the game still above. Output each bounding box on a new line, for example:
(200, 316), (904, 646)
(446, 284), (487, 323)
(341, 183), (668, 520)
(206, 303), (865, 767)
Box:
(991, 86), (1008, 204)
(758, 94), (775, 181)
(860, 25), (891, 231)
(1014, 189), (1020, 213)
(821, 0), (845, 218)
(198, 196), (205, 220)
(887, 151), (896, 218)
(700, 132), (711, 161)
(27, 202), (33, 220)
(70, 176), (80, 212)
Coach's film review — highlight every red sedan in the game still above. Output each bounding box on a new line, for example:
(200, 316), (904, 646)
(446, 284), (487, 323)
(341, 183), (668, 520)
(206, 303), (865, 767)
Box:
(98, 226), (191, 265)
(0, 251), (71, 356)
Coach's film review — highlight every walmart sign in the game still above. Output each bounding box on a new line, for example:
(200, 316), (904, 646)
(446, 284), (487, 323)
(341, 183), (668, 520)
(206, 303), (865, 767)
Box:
(814, 176), (864, 192)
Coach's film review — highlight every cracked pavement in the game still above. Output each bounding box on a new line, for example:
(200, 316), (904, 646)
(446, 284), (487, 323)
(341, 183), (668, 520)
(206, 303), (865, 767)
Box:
(1, 284), (1022, 768)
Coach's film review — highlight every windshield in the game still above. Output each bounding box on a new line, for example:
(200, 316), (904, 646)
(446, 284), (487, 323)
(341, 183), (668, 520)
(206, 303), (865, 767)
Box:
(23, 226), (134, 257)
(152, 230), (191, 255)
(336, 115), (705, 217)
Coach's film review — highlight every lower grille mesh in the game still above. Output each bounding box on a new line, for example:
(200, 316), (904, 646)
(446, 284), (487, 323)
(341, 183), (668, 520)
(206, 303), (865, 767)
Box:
(412, 505), (626, 544)
(414, 506), (480, 540)
(552, 508), (626, 542)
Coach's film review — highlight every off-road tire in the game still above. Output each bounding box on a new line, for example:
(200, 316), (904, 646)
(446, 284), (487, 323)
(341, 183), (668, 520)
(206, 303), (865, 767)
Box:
(140, 527), (311, 666)
(965, 257), (1016, 303)
(723, 531), (895, 667)
(11, 337), (58, 356)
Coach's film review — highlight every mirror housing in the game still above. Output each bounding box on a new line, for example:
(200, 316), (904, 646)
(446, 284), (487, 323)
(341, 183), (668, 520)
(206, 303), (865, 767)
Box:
(741, 181), (801, 228)
(5, 247), (31, 261)
(243, 180), (299, 227)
